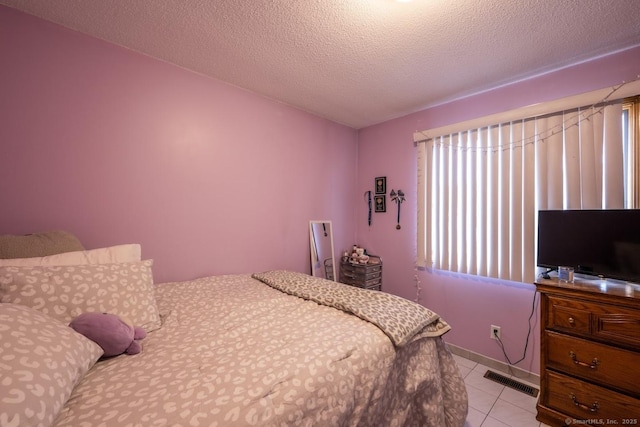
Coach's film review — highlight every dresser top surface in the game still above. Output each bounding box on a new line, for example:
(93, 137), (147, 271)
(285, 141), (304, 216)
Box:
(535, 276), (640, 301)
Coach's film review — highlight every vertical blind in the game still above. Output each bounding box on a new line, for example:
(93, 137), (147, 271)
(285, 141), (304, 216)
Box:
(416, 101), (624, 284)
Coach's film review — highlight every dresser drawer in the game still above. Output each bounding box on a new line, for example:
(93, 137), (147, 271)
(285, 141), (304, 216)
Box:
(545, 371), (640, 422)
(547, 296), (591, 335)
(341, 263), (382, 275)
(547, 295), (640, 349)
(546, 331), (640, 396)
(341, 269), (381, 282)
(341, 275), (381, 288)
(363, 282), (381, 291)
(592, 309), (640, 350)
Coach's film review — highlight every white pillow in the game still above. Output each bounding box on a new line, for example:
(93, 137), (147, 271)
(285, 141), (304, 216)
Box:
(0, 244), (141, 267)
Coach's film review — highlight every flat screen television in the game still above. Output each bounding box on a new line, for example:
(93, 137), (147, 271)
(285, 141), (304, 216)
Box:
(537, 209), (640, 283)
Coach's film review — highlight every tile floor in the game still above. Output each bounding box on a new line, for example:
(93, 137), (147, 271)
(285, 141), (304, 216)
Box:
(454, 354), (552, 427)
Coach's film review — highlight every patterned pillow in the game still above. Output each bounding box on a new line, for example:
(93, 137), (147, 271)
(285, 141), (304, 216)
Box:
(0, 231), (84, 259)
(0, 303), (103, 427)
(0, 260), (161, 333)
(0, 244), (142, 267)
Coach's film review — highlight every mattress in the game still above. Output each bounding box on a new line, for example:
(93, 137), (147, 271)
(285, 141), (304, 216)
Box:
(53, 272), (468, 426)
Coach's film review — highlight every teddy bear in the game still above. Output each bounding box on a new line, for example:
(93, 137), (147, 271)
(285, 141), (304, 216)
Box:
(70, 312), (147, 358)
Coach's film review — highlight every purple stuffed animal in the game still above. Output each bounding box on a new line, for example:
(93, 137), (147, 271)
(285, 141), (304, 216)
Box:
(70, 312), (147, 357)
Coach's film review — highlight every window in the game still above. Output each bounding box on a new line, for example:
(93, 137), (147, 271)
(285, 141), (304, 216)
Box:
(623, 96), (640, 208)
(416, 88), (640, 284)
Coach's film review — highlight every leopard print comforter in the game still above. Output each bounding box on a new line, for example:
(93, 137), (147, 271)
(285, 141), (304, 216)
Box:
(55, 273), (468, 427)
(252, 270), (450, 346)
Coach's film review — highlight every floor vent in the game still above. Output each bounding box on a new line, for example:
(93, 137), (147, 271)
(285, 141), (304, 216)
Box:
(483, 370), (539, 397)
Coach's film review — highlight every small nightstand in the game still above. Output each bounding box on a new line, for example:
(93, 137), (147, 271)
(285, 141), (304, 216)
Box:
(339, 255), (382, 291)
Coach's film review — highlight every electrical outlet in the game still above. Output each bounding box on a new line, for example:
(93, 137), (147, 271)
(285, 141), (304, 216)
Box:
(490, 325), (501, 340)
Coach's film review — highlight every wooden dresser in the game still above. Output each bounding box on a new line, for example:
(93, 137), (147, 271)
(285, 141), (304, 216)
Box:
(339, 255), (382, 291)
(535, 277), (640, 426)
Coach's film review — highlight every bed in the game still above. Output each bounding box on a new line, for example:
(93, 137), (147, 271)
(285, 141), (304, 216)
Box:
(0, 233), (468, 427)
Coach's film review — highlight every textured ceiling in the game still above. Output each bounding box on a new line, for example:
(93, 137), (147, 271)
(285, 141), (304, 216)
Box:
(3, 0), (640, 129)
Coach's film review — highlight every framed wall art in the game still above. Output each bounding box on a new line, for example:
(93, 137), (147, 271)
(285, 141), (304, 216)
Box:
(374, 195), (386, 212)
(375, 176), (386, 194)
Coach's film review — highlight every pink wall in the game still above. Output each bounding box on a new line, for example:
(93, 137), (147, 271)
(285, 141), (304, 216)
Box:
(0, 5), (358, 283)
(4, 4), (640, 374)
(356, 45), (640, 373)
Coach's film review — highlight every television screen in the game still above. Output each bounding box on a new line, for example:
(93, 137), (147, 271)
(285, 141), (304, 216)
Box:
(537, 209), (640, 283)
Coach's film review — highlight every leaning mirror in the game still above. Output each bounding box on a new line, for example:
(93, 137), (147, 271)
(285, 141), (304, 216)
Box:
(309, 220), (336, 281)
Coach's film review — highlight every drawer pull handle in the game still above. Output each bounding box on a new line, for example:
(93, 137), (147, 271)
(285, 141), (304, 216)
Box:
(568, 317), (575, 324)
(570, 393), (599, 413)
(569, 351), (600, 369)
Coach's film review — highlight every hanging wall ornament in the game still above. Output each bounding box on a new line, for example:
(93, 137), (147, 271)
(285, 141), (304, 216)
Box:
(364, 191), (372, 226)
(390, 189), (406, 229)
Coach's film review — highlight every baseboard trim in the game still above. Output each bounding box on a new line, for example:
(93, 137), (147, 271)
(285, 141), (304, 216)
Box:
(447, 343), (540, 386)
